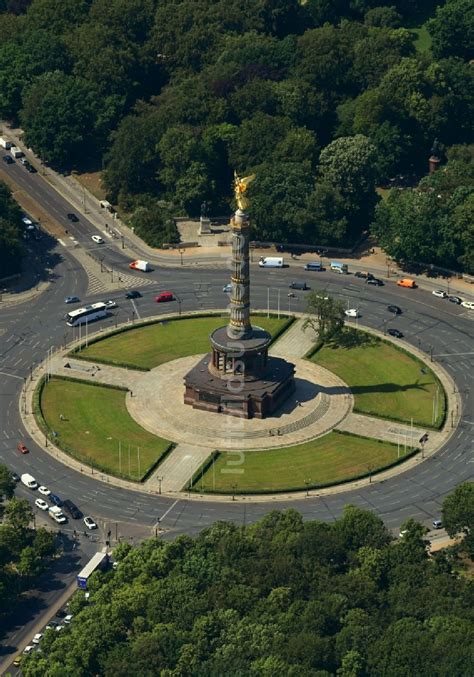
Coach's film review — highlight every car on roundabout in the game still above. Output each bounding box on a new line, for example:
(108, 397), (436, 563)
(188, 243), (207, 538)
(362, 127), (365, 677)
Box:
(38, 485), (51, 496)
(17, 441), (29, 454)
(448, 295), (462, 305)
(432, 289), (447, 298)
(49, 493), (63, 507)
(67, 213), (79, 222)
(35, 498), (49, 511)
(387, 328), (403, 338)
(345, 308), (359, 318)
(103, 299), (117, 308)
(366, 278), (384, 286)
(84, 516), (98, 530)
(125, 290), (141, 299)
(65, 296), (80, 304)
(156, 291), (173, 303)
(461, 300), (474, 310)
(2, 154), (14, 165)
(387, 305), (402, 315)
(91, 235), (104, 244)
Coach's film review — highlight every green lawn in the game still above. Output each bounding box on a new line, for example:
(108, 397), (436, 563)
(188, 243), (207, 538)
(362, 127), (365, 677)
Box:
(311, 330), (445, 428)
(77, 315), (290, 370)
(410, 25), (432, 54)
(40, 378), (171, 481)
(193, 432), (410, 493)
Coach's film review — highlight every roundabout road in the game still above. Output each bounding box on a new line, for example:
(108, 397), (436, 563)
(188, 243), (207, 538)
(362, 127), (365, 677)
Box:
(0, 240), (473, 539)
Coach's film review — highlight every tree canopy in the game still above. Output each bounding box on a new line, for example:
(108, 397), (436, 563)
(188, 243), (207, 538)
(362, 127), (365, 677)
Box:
(0, 181), (24, 278)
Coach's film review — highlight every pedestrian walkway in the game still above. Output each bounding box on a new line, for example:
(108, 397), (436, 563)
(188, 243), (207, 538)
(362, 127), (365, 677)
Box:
(146, 443), (212, 493)
(270, 317), (317, 359)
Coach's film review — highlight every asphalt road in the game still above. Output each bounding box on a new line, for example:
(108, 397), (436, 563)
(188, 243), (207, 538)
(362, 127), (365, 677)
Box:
(0, 157), (473, 541)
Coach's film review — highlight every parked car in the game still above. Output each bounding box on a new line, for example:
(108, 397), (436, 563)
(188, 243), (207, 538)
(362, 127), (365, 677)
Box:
(366, 278), (384, 286)
(91, 235), (104, 244)
(17, 442), (29, 454)
(448, 295), (462, 305)
(125, 290), (141, 299)
(67, 213), (79, 222)
(432, 519), (443, 529)
(65, 296), (80, 304)
(49, 493), (63, 507)
(387, 328), (403, 338)
(32, 633), (43, 644)
(461, 300), (474, 310)
(432, 289), (447, 298)
(11, 472), (20, 482)
(2, 154), (14, 164)
(45, 621), (59, 631)
(63, 499), (82, 520)
(38, 485), (51, 495)
(83, 516), (98, 530)
(64, 614), (74, 624)
(387, 305), (402, 315)
(23, 645), (35, 655)
(156, 291), (173, 303)
(35, 498), (49, 511)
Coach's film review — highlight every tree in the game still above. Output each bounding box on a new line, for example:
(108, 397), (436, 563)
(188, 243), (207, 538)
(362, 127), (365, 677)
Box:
(427, 0), (474, 60)
(0, 464), (16, 512)
(364, 6), (402, 27)
(4, 497), (33, 531)
(303, 291), (345, 343)
(442, 482), (474, 553)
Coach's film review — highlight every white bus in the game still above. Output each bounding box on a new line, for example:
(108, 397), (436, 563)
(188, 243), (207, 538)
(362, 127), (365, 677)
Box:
(66, 302), (108, 327)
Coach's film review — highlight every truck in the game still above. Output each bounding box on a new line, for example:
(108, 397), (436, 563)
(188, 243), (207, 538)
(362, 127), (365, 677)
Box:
(77, 551), (109, 589)
(259, 256), (284, 268)
(330, 261), (348, 274)
(0, 136), (12, 150)
(49, 506), (67, 524)
(129, 259), (151, 272)
(10, 146), (24, 159)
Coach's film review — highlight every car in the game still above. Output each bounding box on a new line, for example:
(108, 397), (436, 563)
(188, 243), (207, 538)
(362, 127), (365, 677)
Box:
(83, 516), (98, 530)
(55, 609), (67, 619)
(104, 299), (117, 308)
(49, 493), (63, 507)
(32, 633), (43, 644)
(13, 655), (22, 667)
(125, 290), (141, 299)
(63, 499), (82, 520)
(432, 289), (447, 298)
(67, 213), (79, 222)
(17, 441), (29, 454)
(387, 328), (403, 338)
(11, 472), (20, 482)
(25, 162), (37, 173)
(65, 296), (80, 304)
(223, 283), (232, 293)
(55, 625), (65, 631)
(345, 309), (359, 318)
(354, 271), (373, 280)
(91, 235), (104, 244)
(432, 519), (443, 529)
(38, 485), (51, 496)
(366, 278), (384, 286)
(156, 291), (173, 303)
(2, 154), (14, 164)
(387, 305), (402, 315)
(23, 645), (35, 654)
(45, 621), (59, 631)
(64, 614), (74, 624)
(461, 300), (474, 310)
(20, 157), (28, 165)
(289, 281), (309, 290)
(35, 498), (49, 511)
(447, 295), (462, 304)
(22, 216), (33, 226)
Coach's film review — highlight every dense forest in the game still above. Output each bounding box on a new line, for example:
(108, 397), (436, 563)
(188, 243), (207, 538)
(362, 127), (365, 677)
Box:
(0, 464), (57, 620)
(0, 0), (472, 269)
(0, 181), (24, 277)
(22, 482), (474, 676)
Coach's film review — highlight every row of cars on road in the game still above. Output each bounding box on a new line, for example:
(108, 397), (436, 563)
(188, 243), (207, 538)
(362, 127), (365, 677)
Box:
(432, 289), (474, 309)
(13, 471), (97, 529)
(16, 608), (75, 666)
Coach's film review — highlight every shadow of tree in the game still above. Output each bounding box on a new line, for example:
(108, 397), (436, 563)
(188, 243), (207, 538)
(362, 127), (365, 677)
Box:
(327, 328), (379, 350)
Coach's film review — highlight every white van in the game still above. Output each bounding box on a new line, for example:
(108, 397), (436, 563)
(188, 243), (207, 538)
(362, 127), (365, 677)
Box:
(129, 259), (151, 272)
(21, 473), (38, 489)
(259, 257), (284, 268)
(10, 146), (24, 159)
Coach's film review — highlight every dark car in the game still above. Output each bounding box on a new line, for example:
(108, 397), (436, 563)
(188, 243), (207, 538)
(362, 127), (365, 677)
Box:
(366, 278), (384, 286)
(387, 305), (402, 315)
(25, 162), (37, 173)
(2, 155), (14, 164)
(447, 295), (462, 305)
(289, 281), (309, 290)
(11, 472), (20, 482)
(62, 499), (82, 520)
(388, 328), (404, 338)
(67, 213), (79, 222)
(125, 290), (141, 299)
(49, 493), (63, 507)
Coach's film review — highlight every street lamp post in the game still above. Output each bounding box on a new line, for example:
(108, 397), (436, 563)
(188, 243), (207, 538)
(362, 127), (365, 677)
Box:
(179, 248), (185, 266)
(158, 476), (163, 494)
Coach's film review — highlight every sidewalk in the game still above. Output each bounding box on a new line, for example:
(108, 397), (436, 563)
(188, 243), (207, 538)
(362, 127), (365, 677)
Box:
(2, 122), (474, 298)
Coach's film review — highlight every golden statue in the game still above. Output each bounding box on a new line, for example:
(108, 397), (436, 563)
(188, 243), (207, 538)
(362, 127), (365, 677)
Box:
(234, 171), (255, 211)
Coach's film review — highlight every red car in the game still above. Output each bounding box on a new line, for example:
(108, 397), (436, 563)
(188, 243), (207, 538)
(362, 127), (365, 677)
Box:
(17, 442), (29, 454)
(155, 291), (173, 303)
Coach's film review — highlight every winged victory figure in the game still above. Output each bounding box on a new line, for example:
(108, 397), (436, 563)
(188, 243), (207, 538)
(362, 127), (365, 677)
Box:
(234, 171), (256, 211)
